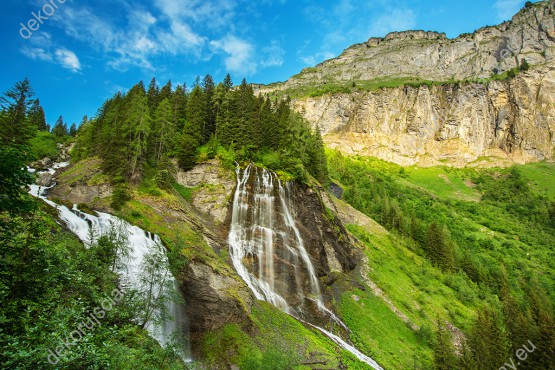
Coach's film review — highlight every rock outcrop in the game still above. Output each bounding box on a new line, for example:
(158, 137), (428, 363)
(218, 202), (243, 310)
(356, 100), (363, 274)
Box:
(295, 64), (555, 167)
(176, 159), (235, 225)
(290, 182), (358, 279)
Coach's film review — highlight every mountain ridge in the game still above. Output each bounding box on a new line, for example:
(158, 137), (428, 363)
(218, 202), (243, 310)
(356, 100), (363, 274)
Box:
(255, 0), (555, 167)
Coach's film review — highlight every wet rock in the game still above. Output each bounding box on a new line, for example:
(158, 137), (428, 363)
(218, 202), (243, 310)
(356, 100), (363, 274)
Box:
(36, 172), (53, 187)
(31, 157), (53, 170)
(181, 261), (253, 334)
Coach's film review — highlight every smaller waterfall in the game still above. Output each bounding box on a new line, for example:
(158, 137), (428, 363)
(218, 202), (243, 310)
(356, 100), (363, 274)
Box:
(29, 167), (190, 361)
(229, 164), (383, 370)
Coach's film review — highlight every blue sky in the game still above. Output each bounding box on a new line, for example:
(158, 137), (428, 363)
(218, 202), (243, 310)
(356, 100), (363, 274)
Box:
(1, 0), (539, 126)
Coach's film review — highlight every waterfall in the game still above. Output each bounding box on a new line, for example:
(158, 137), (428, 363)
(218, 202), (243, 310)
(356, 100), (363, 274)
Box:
(29, 165), (190, 361)
(229, 164), (383, 370)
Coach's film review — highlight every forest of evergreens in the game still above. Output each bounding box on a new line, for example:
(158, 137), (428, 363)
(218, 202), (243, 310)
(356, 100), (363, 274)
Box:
(328, 152), (555, 370)
(73, 75), (328, 193)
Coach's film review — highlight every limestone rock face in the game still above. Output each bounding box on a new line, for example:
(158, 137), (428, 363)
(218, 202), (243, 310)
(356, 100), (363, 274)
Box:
(176, 159), (235, 224)
(295, 64), (555, 166)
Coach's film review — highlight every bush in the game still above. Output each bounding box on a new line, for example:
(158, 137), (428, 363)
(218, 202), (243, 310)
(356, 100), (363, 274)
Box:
(111, 185), (131, 210)
(29, 131), (58, 160)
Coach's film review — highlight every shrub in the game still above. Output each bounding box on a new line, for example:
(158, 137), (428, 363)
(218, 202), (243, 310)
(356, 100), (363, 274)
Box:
(111, 185), (131, 210)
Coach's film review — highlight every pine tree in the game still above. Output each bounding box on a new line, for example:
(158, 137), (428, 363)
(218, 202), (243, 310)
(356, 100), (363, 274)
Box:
(69, 123), (77, 137)
(52, 116), (68, 137)
(159, 80), (173, 103)
(222, 73), (233, 91)
(468, 306), (511, 370)
(178, 132), (198, 170)
(309, 125), (329, 184)
(152, 98), (174, 161)
(28, 99), (47, 131)
(147, 78), (159, 111)
(127, 89), (151, 179)
(0, 78), (35, 146)
(172, 84), (188, 132)
(201, 74), (216, 142)
(432, 320), (458, 370)
(425, 222), (455, 271)
(184, 85), (206, 144)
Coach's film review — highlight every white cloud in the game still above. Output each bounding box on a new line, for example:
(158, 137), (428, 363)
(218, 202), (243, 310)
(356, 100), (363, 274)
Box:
(21, 32), (81, 72)
(55, 48), (81, 72)
(210, 35), (256, 76)
(154, 0), (236, 29)
(493, 0), (524, 21)
(261, 40), (285, 67)
(367, 8), (417, 37)
(21, 46), (53, 62)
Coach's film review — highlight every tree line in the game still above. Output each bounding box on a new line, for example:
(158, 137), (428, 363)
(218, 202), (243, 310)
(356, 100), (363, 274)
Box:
(73, 75), (328, 187)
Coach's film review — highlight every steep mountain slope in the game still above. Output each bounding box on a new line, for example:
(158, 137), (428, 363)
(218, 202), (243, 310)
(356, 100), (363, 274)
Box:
(257, 0), (555, 167)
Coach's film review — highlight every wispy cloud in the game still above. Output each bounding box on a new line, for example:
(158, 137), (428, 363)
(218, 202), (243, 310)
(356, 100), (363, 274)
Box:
(261, 40), (285, 68)
(21, 32), (81, 72)
(367, 8), (417, 37)
(210, 34), (256, 76)
(22, 46), (53, 62)
(300, 51), (335, 66)
(493, 0), (524, 21)
(55, 48), (81, 72)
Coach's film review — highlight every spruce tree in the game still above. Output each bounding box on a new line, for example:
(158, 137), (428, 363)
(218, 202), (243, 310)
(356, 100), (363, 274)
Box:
(28, 99), (47, 131)
(468, 306), (510, 370)
(184, 85), (206, 144)
(147, 78), (159, 111)
(52, 116), (68, 137)
(0, 78), (35, 146)
(69, 123), (77, 137)
(432, 320), (458, 370)
(310, 125), (328, 184)
(124, 85), (151, 179)
(152, 98), (174, 161)
(202, 74), (216, 142)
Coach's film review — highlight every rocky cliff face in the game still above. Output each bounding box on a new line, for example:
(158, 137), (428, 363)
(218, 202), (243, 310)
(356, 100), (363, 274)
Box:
(295, 63), (555, 167)
(261, 1), (554, 91)
(257, 1), (555, 167)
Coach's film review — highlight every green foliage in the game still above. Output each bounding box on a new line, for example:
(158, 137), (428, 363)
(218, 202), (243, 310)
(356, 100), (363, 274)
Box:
(52, 115), (68, 138)
(72, 76), (328, 184)
(0, 204), (185, 369)
(111, 184), (132, 210)
(330, 152), (555, 369)
(29, 131), (58, 160)
(0, 146), (34, 213)
(172, 183), (193, 201)
(432, 320), (458, 370)
(519, 58), (530, 71)
(0, 78), (36, 146)
(338, 289), (432, 369)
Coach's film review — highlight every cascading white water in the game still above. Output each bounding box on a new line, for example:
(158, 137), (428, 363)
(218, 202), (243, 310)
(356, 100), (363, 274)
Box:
(228, 164), (383, 370)
(228, 165), (324, 315)
(29, 165), (190, 361)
